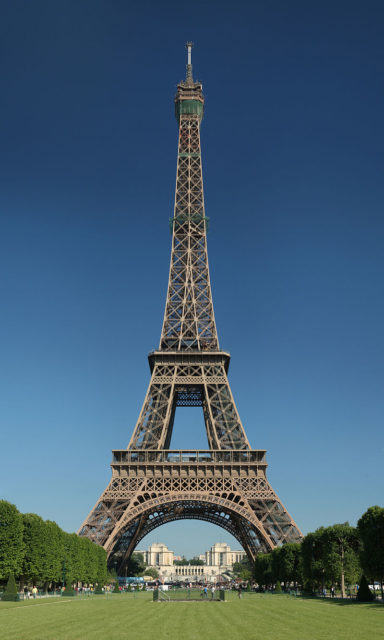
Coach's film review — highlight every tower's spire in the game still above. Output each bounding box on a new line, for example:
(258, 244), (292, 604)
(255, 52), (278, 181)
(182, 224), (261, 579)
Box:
(186, 41), (193, 82)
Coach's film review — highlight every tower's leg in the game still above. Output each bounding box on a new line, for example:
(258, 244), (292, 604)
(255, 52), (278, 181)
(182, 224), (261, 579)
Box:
(128, 359), (250, 450)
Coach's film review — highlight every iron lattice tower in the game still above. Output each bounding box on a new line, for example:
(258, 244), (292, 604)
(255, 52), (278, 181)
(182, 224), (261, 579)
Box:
(79, 44), (302, 571)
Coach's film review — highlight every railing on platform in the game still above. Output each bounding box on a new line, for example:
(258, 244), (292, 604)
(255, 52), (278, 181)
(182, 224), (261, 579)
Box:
(112, 450), (266, 464)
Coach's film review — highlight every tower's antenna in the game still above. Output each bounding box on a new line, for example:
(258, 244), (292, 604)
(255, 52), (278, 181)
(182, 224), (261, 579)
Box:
(186, 41), (194, 82)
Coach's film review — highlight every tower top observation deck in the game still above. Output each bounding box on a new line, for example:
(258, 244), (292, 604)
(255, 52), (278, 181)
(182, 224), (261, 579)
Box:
(175, 41), (204, 122)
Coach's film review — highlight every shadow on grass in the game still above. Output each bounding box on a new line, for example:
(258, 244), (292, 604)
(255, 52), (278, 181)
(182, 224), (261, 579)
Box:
(299, 596), (384, 609)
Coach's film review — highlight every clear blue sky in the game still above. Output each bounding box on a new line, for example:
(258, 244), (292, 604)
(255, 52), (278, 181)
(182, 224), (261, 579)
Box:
(1, 0), (383, 558)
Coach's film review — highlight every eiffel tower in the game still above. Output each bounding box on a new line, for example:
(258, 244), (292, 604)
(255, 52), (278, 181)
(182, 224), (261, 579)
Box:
(79, 43), (302, 572)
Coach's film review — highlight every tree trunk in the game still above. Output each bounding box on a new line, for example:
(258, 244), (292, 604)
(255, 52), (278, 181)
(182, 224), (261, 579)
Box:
(340, 544), (346, 598)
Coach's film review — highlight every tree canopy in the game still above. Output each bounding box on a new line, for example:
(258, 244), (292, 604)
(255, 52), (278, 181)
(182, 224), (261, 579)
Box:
(125, 553), (146, 577)
(0, 501), (24, 580)
(232, 557), (253, 581)
(174, 557), (205, 566)
(358, 505), (384, 593)
(0, 501), (108, 588)
(143, 567), (159, 579)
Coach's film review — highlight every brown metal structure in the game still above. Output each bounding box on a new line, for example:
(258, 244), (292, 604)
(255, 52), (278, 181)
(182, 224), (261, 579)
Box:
(79, 44), (302, 572)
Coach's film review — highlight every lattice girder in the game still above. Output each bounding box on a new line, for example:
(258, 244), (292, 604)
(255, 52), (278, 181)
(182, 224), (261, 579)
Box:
(127, 355), (250, 450)
(79, 450), (301, 572)
(161, 109), (218, 352)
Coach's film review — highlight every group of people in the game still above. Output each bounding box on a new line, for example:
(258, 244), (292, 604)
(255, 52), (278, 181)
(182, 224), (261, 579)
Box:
(322, 587), (336, 598)
(199, 585), (243, 600)
(201, 586), (216, 599)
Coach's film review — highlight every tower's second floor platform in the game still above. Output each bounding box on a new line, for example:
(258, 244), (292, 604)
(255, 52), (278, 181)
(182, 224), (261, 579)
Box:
(110, 449), (268, 481)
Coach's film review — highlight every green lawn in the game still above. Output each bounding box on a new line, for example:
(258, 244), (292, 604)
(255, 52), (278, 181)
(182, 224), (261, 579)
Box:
(0, 592), (382, 640)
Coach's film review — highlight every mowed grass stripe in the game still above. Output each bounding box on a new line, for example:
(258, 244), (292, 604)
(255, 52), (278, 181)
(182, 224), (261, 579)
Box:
(0, 595), (151, 640)
(236, 595), (383, 640)
(0, 593), (383, 640)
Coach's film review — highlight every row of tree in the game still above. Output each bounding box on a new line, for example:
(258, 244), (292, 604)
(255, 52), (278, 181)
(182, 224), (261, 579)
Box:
(254, 506), (384, 598)
(0, 500), (108, 588)
(174, 557), (205, 566)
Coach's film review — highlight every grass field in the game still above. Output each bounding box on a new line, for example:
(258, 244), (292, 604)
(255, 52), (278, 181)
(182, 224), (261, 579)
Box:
(0, 592), (383, 640)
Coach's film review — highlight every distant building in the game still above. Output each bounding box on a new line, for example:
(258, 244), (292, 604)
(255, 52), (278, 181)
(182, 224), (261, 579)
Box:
(136, 542), (173, 567)
(204, 542), (246, 567)
(135, 541), (246, 582)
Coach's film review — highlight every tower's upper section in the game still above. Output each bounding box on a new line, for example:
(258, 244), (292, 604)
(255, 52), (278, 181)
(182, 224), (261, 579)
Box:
(160, 44), (219, 352)
(175, 42), (204, 124)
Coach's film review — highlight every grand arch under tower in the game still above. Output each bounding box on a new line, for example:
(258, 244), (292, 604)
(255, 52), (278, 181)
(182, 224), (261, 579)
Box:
(79, 43), (302, 572)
